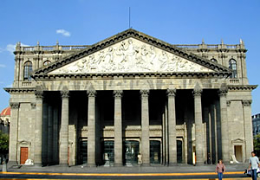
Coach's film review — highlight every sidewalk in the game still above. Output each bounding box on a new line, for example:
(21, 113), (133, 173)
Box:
(1, 163), (248, 173)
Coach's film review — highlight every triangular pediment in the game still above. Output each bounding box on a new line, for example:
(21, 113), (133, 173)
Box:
(32, 29), (231, 78)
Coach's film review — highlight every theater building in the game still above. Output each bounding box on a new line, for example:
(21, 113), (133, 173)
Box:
(5, 29), (257, 166)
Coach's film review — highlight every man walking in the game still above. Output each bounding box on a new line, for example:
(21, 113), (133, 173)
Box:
(248, 151), (260, 180)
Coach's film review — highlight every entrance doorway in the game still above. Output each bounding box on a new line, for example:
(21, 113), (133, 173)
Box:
(177, 140), (182, 163)
(20, 147), (28, 164)
(150, 140), (160, 164)
(124, 141), (139, 165)
(234, 145), (242, 162)
(102, 141), (114, 165)
(79, 140), (87, 165)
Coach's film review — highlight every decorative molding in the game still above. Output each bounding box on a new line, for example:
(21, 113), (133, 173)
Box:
(60, 90), (70, 98)
(31, 103), (36, 109)
(113, 90), (123, 98)
(193, 84), (202, 97)
(18, 140), (31, 145)
(4, 88), (35, 94)
(226, 101), (231, 107)
(35, 90), (44, 99)
(140, 89), (149, 98)
(87, 90), (96, 97)
(228, 85), (258, 91)
(218, 83), (228, 97)
(242, 100), (252, 107)
(167, 88), (176, 97)
(10, 102), (19, 109)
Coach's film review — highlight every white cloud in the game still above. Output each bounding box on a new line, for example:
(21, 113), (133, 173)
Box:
(56, 29), (71, 37)
(0, 64), (6, 68)
(6, 44), (16, 53)
(4, 43), (29, 54)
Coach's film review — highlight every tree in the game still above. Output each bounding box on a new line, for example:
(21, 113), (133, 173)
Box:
(0, 131), (9, 154)
(253, 134), (260, 156)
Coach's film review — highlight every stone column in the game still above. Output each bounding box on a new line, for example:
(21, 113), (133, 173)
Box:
(242, 100), (253, 162)
(53, 105), (59, 164)
(140, 90), (150, 166)
(218, 84), (229, 162)
(47, 105), (53, 164)
(9, 102), (20, 165)
(87, 90), (96, 167)
(210, 104), (216, 164)
(34, 90), (44, 166)
(193, 86), (204, 165)
(167, 89), (177, 165)
(114, 90), (123, 166)
(59, 90), (70, 166)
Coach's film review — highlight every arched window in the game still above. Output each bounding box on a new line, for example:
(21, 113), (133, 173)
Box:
(211, 58), (217, 63)
(43, 60), (51, 66)
(229, 59), (237, 78)
(24, 61), (33, 80)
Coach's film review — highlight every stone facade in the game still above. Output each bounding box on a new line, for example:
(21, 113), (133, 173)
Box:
(5, 29), (257, 166)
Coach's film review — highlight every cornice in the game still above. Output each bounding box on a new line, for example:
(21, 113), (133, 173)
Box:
(32, 71), (231, 80)
(4, 87), (36, 94)
(227, 85), (258, 91)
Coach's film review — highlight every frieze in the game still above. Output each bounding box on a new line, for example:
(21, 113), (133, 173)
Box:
(49, 38), (214, 75)
(228, 85), (258, 91)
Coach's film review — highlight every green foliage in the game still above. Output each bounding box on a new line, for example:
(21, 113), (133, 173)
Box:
(0, 131), (9, 153)
(253, 134), (260, 156)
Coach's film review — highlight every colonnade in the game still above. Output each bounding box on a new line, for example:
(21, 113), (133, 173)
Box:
(31, 86), (228, 166)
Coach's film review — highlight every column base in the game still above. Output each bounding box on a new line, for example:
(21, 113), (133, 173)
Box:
(87, 163), (96, 167)
(58, 163), (69, 167)
(142, 163), (150, 167)
(168, 162), (177, 166)
(114, 163), (123, 167)
(195, 161), (204, 166)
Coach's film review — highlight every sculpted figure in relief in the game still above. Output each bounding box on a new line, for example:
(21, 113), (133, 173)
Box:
(159, 51), (169, 71)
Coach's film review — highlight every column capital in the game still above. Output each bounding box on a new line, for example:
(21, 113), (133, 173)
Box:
(167, 89), (176, 97)
(87, 90), (96, 97)
(193, 89), (202, 97)
(218, 83), (228, 97)
(35, 90), (44, 99)
(61, 90), (70, 98)
(10, 102), (20, 109)
(242, 100), (252, 107)
(140, 89), (149, 98)
(113, 90), (123, 98)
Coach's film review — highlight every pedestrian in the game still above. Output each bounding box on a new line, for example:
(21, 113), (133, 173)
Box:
(248, 151), (260, 180)
(215, 159), (226, 180)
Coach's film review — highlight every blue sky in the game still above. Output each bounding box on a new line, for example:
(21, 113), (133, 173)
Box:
(0, 0), (259, 115)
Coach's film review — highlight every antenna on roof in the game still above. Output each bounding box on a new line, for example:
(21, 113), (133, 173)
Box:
(129, 7), (131, 29)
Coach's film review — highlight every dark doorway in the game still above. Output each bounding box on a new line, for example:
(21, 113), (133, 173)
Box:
(177, 140), (183, 163)
(150, 140), (161, 164)
(123, 141), (139, 165)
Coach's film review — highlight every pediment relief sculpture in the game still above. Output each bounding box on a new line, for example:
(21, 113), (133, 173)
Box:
(49, 38), (214, 75)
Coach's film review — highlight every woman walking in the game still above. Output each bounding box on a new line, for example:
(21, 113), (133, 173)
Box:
(215, 159), (226, 180)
